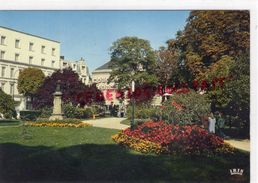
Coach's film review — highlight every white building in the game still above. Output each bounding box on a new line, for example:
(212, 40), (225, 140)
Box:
(91, 61), (119, 105)
(61, 56), (90, 85)
(0, 26), (90, 110)
(92, 61), (162, 106)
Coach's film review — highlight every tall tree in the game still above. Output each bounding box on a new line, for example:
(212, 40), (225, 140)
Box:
(18, 68), (45, 96)
(108, 36), (158, 90)
(212, 55), (250, 131)
(175, 10), (250, 81)
(155, 40), (190, 93)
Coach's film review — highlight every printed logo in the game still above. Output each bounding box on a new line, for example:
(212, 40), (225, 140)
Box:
(230, 168), (244, 176)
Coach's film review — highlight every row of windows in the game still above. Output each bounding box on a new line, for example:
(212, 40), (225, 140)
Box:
(1, 66), (15, 78)
(0, 35), (56, 56)
(0, 50), (56, 67)
(0, 82), (15, 95)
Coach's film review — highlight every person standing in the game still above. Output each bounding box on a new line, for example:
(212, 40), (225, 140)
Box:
(217, 112), (225, 137)
(208, 112), (216, 133)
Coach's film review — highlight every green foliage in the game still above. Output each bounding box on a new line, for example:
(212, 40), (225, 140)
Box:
(156, 44), (183, 86)
(63, 103), (93, 119)
(175, 10), (250, 81)
(109, 36), (158, 89)
(38, 107), (53, 118)
(162, 90), (211, 124)
(126, 104), (158, 120)
(20, 110), (41, 121)
(18, 68), (45, 96)
(211, 55), (250, 130)
(0, 89), (16, 119)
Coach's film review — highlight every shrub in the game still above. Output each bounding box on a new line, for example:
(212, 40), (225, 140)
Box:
(162, 90), (211, 125)
(63, 103), (93, 119)
(38, 107), (53, 118)
(126, 104), (158, 120)
(113, 121), (235, 156)
(0, 89), (16, 119)
(20, 110), (41, 121)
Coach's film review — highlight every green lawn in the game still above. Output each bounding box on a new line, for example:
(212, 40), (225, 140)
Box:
(0, 125), (250, 182)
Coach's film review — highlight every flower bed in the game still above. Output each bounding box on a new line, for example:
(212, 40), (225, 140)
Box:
(25, 121), (92, 128)
(112, 121), (235, 156)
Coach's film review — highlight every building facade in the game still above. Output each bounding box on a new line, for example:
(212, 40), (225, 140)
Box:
(92, 61), (162, 106)
(0, 26), (90, 110)
(91, 61), (120, 105)
(61, 56), (90, 85)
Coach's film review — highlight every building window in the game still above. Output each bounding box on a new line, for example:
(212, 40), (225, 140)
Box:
(15, 53), (19, 61)
(51, 60), (55, 67)
(0, 51), (5, 59)
(41, 59), (45, 66)
(52, 48), (55, 56)
(0, 36), (6, 45)
(29, 42), (34, 51)
(10, 83), (14, 96)
(73, 64), (76, 69)
(1, 66), (6, 77)
(29, 56), (33, 65)
(15, 39), (20, 48)
(41, 45), (45, 54)
(10, 68), (14, 78)
(0, 82), (5, 90)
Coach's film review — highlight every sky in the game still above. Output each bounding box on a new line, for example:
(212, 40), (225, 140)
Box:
(0, 10), (190, 73)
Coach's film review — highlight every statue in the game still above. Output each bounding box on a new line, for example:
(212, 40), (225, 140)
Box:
(56, 80), (61, 92)
(49, 80), (63, 120)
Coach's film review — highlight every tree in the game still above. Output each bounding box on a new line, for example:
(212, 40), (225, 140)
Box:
(0, 89), (16, 118)
(33, 68), (86, 109)
(212, 55), (250, 131)
(155, 40), (187, 97)
(18, 68), (45, 96)
(175, 10), (250, 81)
(33, 68), (104, 109)
(108, 36), (158, 90)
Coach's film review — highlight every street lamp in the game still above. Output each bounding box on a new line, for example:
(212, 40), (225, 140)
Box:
(131, 80), (135, 129)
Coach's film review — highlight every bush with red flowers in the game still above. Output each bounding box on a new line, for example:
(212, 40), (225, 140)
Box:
(112, 121), (235, 156)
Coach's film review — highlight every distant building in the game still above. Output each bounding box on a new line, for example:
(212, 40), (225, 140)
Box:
(92, 61), (162, 106)
(0, 26), (90, 110)
(91, 61), (121, 105)
(61, 56), (90, 85)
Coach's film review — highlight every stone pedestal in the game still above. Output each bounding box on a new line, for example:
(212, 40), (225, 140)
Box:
(49, 91), (63, 120)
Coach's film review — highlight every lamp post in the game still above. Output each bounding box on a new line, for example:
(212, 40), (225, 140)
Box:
(131, 80), (135, 129)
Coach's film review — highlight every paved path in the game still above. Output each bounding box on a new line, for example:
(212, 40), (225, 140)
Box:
(225, 139), (250, 152)
(82, 117), (129, 130)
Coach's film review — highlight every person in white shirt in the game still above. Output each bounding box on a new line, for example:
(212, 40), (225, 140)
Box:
(208, 112), (216, 133)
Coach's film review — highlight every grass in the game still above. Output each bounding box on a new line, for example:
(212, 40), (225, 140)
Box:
(120, 118), (131, 125)
(0, 119), (21, 126)
(0, 125), (250, 182)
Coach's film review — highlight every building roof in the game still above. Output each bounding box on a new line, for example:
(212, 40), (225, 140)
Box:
(0, 26), (60, 43)
(95, 61), (112, 71)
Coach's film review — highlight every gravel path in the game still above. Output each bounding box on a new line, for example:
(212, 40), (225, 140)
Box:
(225, 139), (250, 152)
(82, 117), (129, 130)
